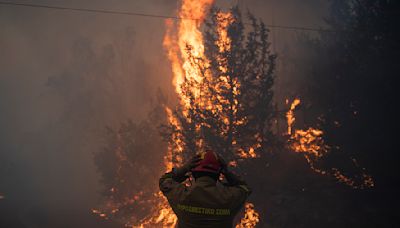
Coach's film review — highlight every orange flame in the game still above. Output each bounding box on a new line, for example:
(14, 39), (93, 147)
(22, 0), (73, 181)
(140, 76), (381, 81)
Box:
(163, 0), (259, 227)
(290, 128), (329, 158)
(237, 146), (260, 159)
(132, 192), (177, 228)
(286, 98), (300, 135)
(165, 106), (184, 170)
(133, 0), (218, 227)
(126, 107), (183, 227)
(236, 203), (260, 228)
(163, 0), (214, 107)
(286, 98), (374, 189)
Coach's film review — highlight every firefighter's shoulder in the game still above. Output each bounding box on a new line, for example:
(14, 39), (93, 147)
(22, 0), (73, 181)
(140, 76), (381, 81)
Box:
(219, 181), (251, 199)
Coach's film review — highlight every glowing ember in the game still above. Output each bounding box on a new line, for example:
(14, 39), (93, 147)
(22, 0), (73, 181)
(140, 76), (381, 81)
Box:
(290, 128), (329, 158)
(92, 209), (109, 220)
(229, 160), (238, 167)
(238, 147), (259, 159)
(286, 98), (300, 135)
(236, 203), (260, 228)
(286, 98), (374, 189)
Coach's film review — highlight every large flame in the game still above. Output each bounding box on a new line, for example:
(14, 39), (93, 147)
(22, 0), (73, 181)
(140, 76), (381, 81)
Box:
(123, 1), (218, 225)
(286, 98), (374, 189)
(163, 0), (214, 108)
(163, 0), (260, 227)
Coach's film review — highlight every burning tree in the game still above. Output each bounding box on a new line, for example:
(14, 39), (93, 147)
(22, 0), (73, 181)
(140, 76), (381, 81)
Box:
(162, 6), (276, 164)
(159, 4), (275, 227)
(94, 2), (272, 226)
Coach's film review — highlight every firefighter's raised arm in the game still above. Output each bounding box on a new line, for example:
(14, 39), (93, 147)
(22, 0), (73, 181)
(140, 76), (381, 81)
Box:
(159, 155), (201, 194)
(218, 154), (251, 194)
(172, 155), (202, 182)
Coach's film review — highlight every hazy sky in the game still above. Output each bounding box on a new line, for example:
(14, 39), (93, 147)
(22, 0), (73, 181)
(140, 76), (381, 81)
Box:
(0, 0), (329, 226)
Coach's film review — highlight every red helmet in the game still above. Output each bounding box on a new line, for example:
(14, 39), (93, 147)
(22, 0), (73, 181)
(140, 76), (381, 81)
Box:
(191, 150), (222, 174)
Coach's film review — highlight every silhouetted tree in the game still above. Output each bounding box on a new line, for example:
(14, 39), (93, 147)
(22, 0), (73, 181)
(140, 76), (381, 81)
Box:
(93, 90), (168, 224)
(162, 6), (276, 163)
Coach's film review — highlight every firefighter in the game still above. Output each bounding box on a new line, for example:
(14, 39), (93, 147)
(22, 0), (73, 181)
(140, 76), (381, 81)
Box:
(159, 150), (251, 228)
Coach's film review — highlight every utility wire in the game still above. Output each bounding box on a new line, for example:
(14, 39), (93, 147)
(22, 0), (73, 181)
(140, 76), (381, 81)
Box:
(0, 1), (194, 20)
(0, 1), (341, 33)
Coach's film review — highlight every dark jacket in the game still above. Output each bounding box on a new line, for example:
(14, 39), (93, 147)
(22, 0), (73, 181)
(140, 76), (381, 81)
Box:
(159, 172), (251, 228)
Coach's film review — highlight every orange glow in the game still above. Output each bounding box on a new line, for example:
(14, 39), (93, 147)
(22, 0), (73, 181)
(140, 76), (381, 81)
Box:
(165, 106), (184, 170)
(236, 203), (260, 228)
(286, 98), (374, 189)
(132, 192), (178, 228)
(163, 0), (214, 107)
(238, 146), (259, 159)
(290, 128), (329, 158)
(286, 98), (300, 135)
(162, 0), (259, 226)
(131, 0), (216, 227)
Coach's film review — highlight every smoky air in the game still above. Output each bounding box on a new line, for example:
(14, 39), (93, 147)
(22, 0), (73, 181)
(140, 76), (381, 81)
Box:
(1, 0), (397, 227)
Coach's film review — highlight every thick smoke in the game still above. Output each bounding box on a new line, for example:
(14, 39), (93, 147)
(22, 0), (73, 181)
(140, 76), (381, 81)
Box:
(0, 0), (328, 227)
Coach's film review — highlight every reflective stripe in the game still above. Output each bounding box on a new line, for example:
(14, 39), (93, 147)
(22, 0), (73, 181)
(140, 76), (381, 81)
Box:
(177, 204), (230, 216)
(238, 184), (250, 193)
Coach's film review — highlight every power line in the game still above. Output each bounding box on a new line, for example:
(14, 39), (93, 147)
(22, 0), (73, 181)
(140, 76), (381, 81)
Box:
(0, 1), (340, 33)
(0, 1), (194, 20)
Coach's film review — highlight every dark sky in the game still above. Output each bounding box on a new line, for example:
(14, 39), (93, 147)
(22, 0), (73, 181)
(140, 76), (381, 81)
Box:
(0, 0), (329, 226)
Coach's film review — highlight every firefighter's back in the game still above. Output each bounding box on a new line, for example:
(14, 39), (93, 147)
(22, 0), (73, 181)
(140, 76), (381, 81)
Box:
(159, 151), (251, 228)
(173, 176), (247, 228)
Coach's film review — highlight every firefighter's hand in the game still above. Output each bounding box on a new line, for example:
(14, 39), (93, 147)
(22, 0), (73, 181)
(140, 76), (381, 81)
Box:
(173, 155), (202, 178)
(186, 154), (202, 170)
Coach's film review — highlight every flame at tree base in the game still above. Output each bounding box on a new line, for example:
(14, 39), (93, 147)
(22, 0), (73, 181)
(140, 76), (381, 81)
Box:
(236, 203), (260, 228)
(131, 192), (177, 228)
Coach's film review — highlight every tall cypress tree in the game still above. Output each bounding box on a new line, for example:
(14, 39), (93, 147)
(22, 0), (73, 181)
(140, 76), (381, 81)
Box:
(163, 6), (276, 163)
